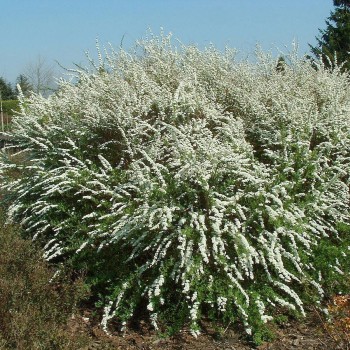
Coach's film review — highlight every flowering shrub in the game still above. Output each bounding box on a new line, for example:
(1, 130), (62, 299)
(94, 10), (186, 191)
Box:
(1, 33), (350, 342)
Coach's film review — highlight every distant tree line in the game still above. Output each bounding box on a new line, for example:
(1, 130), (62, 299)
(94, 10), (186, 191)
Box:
(0, 74), (36, 101)
(0, 56), (56, 101)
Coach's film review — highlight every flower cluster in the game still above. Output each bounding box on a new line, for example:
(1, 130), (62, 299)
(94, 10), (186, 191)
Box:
(1, 32), (349, 340)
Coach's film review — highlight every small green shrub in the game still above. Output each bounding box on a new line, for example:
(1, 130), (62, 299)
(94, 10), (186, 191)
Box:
(0, 33), (349, 342)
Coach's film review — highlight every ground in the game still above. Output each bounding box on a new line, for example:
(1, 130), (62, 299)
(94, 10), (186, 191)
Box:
(69, 305), (349, 350)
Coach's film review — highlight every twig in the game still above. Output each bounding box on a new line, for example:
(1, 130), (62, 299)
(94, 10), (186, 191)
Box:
(312, 305), (338, 343)
(223, 321), (232, 334)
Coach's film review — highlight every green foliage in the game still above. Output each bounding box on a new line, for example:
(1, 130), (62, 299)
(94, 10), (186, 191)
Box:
(311, 223), (350, 296)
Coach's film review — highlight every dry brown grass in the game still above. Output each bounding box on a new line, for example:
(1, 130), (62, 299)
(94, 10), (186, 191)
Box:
(324, 295), (350, 346)
(0, 208), (93, 350)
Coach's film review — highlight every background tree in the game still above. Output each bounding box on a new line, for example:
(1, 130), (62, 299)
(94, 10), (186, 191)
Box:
(15, 74), (33, 97)
(275, 56), (287, 73)
(24, 56), (56, 97)
(309, 0), (350, 71)
(0, 77), (15, 100)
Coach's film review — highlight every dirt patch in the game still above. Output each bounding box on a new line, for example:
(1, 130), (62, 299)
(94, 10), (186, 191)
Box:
(72, 308), (349, 350)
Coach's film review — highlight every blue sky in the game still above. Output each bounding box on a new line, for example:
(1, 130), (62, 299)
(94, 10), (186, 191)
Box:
(1, 0), (333, 85)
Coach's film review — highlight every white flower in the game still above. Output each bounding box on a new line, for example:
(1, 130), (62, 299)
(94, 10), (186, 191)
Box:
(217, 296), (228, 312)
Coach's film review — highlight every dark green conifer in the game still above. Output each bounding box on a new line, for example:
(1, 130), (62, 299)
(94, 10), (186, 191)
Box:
(309, 0), (350, 71)
(0, 77), (15, 100)
(15, 74), (33, 97)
